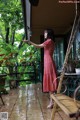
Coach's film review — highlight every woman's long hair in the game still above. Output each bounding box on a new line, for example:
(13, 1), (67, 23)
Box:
(44, 28), (55, 42)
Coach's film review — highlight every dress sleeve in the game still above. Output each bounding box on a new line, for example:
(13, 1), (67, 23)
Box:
(43, 40), (51, 47)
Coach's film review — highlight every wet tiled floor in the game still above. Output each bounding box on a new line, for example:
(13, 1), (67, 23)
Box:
(0, 83), (79, 120)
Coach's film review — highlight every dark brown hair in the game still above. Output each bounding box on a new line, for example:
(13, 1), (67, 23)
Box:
(44, 28), (55, 42)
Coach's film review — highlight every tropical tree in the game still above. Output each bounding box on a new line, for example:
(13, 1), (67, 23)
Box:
(0, 0), (24, 66)
(0, 0), (41, 86)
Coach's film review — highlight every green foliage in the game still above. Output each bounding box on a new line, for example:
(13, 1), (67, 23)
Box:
(17, 44), (41, 64)
(0, 66), (9, 74)
(76, 61), (80, 68)
(0, 0), (41, 86)
(0, 0), (23, 29)
(0, 0), (24, 65)
(0, 42), (18, 66)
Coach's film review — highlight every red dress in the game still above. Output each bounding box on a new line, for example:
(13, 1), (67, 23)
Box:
(43, 39), (58, 92)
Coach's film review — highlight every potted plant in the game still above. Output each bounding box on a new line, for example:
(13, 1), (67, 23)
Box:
(75, 61), (80, 74)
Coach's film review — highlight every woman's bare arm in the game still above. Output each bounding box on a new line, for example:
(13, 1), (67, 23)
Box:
(23, 40), (44, 48)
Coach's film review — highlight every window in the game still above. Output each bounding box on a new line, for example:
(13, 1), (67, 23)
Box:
(54, 38), (64, 70)
(71, 30), (80, 60)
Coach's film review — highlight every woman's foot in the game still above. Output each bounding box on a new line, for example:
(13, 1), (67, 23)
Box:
(47, 92), (54, 109)
(47, 99), (54, 109)
(47, 103), (53, 109)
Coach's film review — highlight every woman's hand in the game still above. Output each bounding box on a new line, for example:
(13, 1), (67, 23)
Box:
(23, 40), (30, 44)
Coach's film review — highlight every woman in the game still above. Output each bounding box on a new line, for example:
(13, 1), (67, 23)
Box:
(23, 29), (58, 108)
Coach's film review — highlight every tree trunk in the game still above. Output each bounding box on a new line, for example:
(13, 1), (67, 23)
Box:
(5, 27), (9, 43)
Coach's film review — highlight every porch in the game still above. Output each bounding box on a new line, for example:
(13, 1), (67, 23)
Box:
(0, 83), (76, 120)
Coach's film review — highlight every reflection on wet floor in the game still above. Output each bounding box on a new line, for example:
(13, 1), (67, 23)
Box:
(0, 83), (76, 120)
